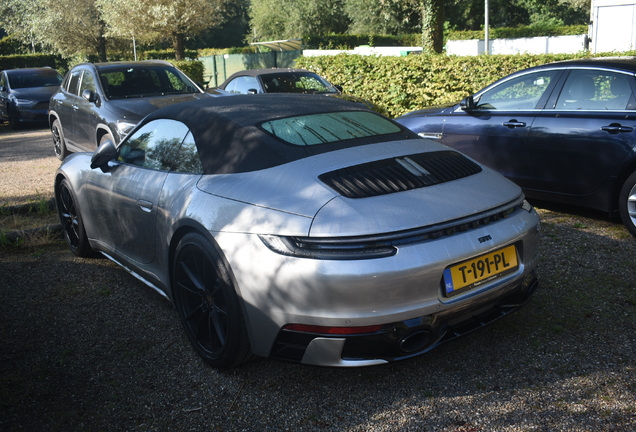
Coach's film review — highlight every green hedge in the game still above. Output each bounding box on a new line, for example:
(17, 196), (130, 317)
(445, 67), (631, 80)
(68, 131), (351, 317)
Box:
(447, 24), (588, 41)
(141, 49), (199, 61)
(172, 60), (205, 84)
(0, 54), (67, 73)
(295, 51), (636, 118)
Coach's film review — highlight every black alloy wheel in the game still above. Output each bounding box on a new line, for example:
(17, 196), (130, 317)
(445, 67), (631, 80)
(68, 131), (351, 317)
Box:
(173, 232), (252, 368)
(56, 179), (92, 256)
(52, 120), (69, 160)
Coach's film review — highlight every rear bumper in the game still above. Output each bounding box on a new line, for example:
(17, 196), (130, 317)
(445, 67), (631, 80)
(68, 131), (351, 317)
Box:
(270, 271), (539, 366)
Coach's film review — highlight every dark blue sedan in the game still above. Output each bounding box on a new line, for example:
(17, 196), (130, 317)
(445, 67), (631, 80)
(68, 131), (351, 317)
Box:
(396, 57), (636, 236)
(0, 67), (62, 129)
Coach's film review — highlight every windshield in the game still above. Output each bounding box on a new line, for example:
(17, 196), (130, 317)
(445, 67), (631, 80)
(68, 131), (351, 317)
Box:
(7, 69), (62, 89)
(260, 111), (401, 146)
(260, 72), (338, 94)
(98, 66), (201, 99)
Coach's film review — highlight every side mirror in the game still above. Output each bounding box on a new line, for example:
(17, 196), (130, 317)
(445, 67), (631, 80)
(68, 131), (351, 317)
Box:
(460, 95), (476, 111)
(90, 138), (117, 170)
(247, 88), (258, 95)
(334, 85), (343, 93)
(82, 89), (97, 103)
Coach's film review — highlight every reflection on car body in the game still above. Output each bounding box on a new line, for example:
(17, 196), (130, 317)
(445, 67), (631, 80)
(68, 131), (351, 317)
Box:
(396, 57), (636, 236)
(55, 94), (541, 368)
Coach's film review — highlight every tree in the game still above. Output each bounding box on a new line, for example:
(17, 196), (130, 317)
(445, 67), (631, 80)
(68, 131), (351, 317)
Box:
(421, 0), (444, 53)
(250, 0), (348, 42)
(98, 0), (229, 60)
(344, 0), (420, 35)
(0, 0), (108, 61)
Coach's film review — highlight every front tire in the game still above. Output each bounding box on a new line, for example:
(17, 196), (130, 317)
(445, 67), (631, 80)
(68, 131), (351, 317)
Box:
(619, 171), (636, 237)
(56, 179), (93, 257)
(172, 232), (252, 368)
(52, 120), (69, 160)
(8, 105), (21, 130)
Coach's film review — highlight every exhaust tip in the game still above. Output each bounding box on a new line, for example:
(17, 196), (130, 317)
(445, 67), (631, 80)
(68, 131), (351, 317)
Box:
(398, 330), (432, 353)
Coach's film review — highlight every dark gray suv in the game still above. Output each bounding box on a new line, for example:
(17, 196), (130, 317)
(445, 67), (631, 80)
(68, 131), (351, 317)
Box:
(49, 60), (209, 160)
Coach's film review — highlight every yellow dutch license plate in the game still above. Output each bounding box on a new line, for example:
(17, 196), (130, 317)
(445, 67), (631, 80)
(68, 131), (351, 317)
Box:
(443, 244), (518, 296)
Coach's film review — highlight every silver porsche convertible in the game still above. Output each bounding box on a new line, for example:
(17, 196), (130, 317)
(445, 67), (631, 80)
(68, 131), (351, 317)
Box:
(55, 94), (541, 368)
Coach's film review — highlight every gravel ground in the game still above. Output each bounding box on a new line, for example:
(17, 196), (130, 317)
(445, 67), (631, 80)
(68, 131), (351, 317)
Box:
(0, 125), (58, 207)
(1, 126), (635, 431)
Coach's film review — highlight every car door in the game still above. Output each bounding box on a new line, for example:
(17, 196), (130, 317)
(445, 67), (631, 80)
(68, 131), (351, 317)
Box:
(86, 119), (190, 264)
(441, 69), (563, 187)
(73, 69), (100, 151)
(54, 70), (83, 147)
(526, 68), (636, 196)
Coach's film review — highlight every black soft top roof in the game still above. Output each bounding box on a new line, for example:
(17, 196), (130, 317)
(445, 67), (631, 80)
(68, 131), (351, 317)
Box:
(138, 93), (416, 174)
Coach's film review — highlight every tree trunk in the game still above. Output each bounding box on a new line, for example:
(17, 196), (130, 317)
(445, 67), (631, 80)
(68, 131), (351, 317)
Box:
(421, 0), (444, 54)
(174, 33), (185, 60)
(97, 35), (108, 62)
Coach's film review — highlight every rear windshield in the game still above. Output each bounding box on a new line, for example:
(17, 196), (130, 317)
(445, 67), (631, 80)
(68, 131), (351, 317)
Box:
(260, 111), (401, 146)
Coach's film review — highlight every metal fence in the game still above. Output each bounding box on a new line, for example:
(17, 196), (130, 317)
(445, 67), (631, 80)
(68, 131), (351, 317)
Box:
(199, 50), (302, 88)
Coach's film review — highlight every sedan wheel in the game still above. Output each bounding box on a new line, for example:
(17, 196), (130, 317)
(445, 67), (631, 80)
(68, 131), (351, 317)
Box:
(619, 171), (636, 237)
(56, 179), (93, 256)
(52, 120), (69, 160)
(173, 233), (252, 368)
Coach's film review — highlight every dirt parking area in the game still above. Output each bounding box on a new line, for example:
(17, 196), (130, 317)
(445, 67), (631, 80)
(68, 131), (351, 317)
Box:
(0, 124), (59, 207)
(1, 123), (635, 431)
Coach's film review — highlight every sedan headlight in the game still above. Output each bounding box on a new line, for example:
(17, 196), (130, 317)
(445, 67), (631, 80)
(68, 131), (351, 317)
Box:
(259, 234), (397, 260)
(13, 99), (34, 106)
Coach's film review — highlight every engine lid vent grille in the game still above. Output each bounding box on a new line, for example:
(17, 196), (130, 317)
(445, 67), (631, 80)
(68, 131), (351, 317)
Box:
(319, 151), (482, 198)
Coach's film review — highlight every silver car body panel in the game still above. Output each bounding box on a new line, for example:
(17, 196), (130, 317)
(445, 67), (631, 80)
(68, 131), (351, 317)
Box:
(57, 136), (541, 364)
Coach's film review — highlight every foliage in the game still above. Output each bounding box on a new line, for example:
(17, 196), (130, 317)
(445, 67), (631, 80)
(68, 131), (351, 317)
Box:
(344, 0), (420, 35)
(249, 0), (349, 41)
(444, 0), (590, 30)
(0, 0), (108, 61)
(171, 60), (205, 84)
(448, 24), (588, 40)
(295, 51), (636, 118)
(0, 35), (27, 55)
(141, 49), (199, 61)
(422, 0), (445, 53)
(97, 0), (230, 60)
(0, 54), (67, 73)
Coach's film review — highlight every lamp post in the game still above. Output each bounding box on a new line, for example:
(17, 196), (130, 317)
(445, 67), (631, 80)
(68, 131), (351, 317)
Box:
(484, 0), (490, 54)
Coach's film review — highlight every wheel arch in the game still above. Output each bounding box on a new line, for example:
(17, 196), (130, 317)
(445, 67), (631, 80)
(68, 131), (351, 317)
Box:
(48, 110), (59, 128)
(95, 124), (115, 148)
(612, 157), (636, 214)
(167, 221), (257, 347)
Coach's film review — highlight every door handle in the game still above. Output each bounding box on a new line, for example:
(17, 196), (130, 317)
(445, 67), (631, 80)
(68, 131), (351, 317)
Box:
(137, 200), (153, 212)
(72, 105), (79, 110)
(601, 123), (633, 134)
(503, 120), (526, 128)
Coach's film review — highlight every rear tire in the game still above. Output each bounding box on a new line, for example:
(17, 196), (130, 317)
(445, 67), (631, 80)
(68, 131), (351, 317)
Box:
(172, 232), (253, 368)
(52, 120), (69, 160)
(619, 171), (636, 237)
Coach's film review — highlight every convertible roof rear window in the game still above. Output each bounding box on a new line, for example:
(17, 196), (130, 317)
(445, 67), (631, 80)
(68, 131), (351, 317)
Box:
(260, 111), (401, 146)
